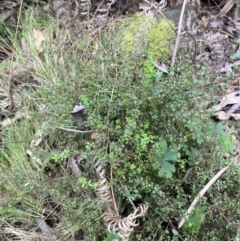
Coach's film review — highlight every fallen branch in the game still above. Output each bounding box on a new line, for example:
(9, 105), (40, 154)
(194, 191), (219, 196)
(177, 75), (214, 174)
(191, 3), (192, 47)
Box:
(171, 0), (187, 66)
(178, 156), (238, 228)
(57, 126), (94, 133)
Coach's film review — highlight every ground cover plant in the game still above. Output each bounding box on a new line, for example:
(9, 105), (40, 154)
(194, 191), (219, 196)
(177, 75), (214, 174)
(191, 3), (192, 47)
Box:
(1, 2), (240, 241)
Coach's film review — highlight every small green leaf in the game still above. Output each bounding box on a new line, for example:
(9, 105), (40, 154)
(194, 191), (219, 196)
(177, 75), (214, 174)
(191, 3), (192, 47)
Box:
(155, 71), (163, 81)
(172, 229), (179, 236)
(230, 50), (240, 60)
(106, 232), (118, 241)
(208, 122), (234, 152)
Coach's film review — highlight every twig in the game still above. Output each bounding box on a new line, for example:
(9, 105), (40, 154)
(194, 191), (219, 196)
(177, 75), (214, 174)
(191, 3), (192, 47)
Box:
(90, 0), (106, 26)
(178, 155), (239, 228)
(121, 183), (137, 209)
(108, 88), (118, 214)
(110, 166), (119, 216)
(57, 126), (94, 133)
(171, 0), (187, 66)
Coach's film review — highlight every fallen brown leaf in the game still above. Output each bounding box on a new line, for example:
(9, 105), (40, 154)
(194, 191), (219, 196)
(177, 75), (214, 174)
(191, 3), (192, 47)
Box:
(216, 111), (240, 120)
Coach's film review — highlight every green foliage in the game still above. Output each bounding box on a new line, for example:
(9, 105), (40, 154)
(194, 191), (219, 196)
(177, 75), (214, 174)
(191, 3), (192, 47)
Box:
(1, 7), (240, 241)
(0, 21), (14, 49)
(105, 232), (119, 241)
(154, 140), (178, 178)
(148, 19), (175, 59)
(184, 206), (205, 234)
(208, 122), (234, 152)
(230, 39), (240, 60)
(79, 177), (98, 190)
(52, 150), (72, 162)
(120, 14), (175, 60)
(72, 39), (238, 239)
(0, 121), (43, 228)
(230, 50), (240, 60)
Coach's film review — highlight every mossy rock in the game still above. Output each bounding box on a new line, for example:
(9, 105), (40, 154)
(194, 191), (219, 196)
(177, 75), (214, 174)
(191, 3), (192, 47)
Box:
(119, 13), (175, 60)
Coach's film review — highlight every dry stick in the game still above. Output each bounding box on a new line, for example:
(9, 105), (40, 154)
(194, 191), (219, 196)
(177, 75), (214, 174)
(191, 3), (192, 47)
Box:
(171, 0), (187, 66)
(110, 166), (119, 216)
(90, 0), (106, 26)
(178, 155), (239, 229)
(107, 87), (119, 216)
(57, 126), (94, 133)
(7, 0), (24, 112)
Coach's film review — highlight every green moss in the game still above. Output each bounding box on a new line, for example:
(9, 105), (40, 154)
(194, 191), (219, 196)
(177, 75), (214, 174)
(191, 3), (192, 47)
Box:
(148, 19), (175, 59)
(120, 13), (175, 60)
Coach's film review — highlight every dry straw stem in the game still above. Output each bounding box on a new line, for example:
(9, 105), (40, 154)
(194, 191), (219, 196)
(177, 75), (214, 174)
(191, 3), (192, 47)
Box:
(0, 219), (42, 241)
(94, 161), (148, 240)
(57, 126), (94, 133)
(171, 0), (187, 66)
(178, 156), (239, 228)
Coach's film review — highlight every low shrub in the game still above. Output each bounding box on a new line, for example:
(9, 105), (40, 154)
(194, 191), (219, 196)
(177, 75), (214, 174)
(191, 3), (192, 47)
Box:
(1, 7), (240, 241)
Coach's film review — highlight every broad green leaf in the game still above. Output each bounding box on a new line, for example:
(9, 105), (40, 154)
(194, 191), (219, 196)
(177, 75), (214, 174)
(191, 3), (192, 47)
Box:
(159, 140), (178, 162)
(159, 160), (175, 178)
(106, 232), (118, 241)
(156, 140), (178, 178)
(208, 122), (224, 140)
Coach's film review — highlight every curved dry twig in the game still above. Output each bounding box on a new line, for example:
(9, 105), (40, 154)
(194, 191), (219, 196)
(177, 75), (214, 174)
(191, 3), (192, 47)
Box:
(104, 203), (149, 241)
(178, 156), (238, 228)
(94, 162), (117, 213)
(94, 162), (148, 241)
